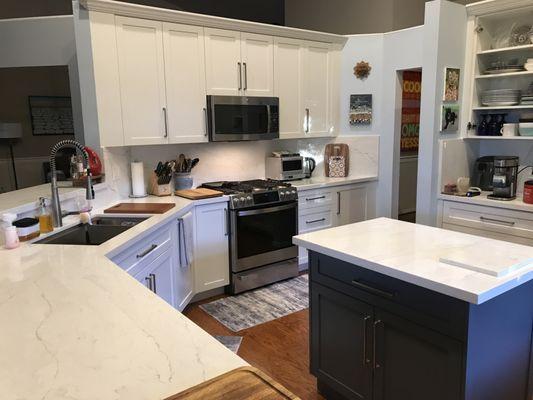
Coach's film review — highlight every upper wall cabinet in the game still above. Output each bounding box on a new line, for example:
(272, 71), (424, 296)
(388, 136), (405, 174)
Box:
(115, 17), (167, 145)
(205, 28), (274, 96)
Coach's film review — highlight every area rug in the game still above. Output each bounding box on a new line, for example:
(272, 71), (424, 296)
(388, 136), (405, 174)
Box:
(213, 335), (243, 353)
(200, 275), (309, 332)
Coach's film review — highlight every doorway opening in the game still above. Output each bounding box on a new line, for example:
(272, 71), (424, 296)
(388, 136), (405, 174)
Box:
(398, 69), (422, 223)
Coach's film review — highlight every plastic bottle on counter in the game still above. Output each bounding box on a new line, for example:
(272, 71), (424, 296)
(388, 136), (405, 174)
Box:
(1, 213), (20, 249)
(38, 197), (53, 233)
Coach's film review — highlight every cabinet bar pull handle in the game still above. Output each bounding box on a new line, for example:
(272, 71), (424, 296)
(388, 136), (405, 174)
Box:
(306, 218), (326, 224)
(351, 279), (395, 299)
(136, 244), (158, 259)
(162, 107), (168, 138)
(373, 320), (383, 369)
(145, 276), (152, 291)
(305, 108), (310, 133)
(363, 315), (372, 366)
(203, 107), (208, 137)
(479, 216), (515, 226)
(237, 62), (242, 90)
(337, 192), (341, 215)
(224, 208), (228, 236)
(305, 195), (325, 201)
(243, 62), (248, 90)
(149, 273), (156, 294)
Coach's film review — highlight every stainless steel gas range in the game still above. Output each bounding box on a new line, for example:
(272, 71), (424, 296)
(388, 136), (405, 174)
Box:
(201, 179), (299, 294)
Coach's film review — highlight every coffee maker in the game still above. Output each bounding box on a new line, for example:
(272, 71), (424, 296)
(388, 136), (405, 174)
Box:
(487, 156), (519, 201)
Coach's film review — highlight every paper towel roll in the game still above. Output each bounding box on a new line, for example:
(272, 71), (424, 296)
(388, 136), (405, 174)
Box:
(131, 161), (146, 197)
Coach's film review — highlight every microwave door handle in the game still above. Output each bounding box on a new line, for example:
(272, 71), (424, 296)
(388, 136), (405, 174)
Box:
(266, 105), (271, 133)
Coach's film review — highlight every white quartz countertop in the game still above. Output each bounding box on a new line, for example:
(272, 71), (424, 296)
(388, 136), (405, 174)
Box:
(293, 218), (533, 304)
(290, 174), (377, 191)
(439, 191), (533, 212)
(0, 194), (248, 400)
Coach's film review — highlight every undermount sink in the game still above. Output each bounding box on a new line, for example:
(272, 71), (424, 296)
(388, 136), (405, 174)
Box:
(35, 216), (149, 246)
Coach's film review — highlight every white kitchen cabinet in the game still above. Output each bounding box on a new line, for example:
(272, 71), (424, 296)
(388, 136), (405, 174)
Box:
(241, 32), (274, 96)
(302, 42), (331, 136)
(336, 186), (369, 226)
(174, 212), (194, 311)
(115, 16), (167, 145)
(135, 248), (175, 306)
(205, 28), (274, 97)
(204, 28), (242, 96)
(274, 37), (304, 138)
(163, 23), (208, 143)
(194, 202), (230, 293)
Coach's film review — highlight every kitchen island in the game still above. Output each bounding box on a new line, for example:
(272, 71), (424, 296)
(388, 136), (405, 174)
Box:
(294, 218), (533, 400)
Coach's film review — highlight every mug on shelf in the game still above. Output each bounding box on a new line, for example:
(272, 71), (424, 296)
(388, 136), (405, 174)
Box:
(456, 177), (470, 193)
(500, 123), (518, 137)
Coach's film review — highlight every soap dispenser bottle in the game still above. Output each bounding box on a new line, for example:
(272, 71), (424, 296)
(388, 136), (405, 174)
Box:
(38, 197), (53, 233)
(1, 213), (20, 249)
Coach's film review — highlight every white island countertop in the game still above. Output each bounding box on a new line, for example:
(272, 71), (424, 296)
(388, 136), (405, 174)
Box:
(294, 218), (533, 304)
(0, 194), (247, 400)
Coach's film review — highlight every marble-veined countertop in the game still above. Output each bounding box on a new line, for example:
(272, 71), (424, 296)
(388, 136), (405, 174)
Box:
(294, 217), (533, 304)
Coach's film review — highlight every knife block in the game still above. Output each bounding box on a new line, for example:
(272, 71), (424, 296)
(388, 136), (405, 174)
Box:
(149, 172), (172, 196)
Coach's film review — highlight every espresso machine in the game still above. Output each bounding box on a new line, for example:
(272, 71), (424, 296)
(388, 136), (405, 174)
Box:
(488, 156), (519, 201)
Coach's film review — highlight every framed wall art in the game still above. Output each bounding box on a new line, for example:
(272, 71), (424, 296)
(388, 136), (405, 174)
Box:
(441, 104), (460, 132)
(29, 96), (74, 136)
(443, 67), (460, 102)
(349, 94), (372, 125)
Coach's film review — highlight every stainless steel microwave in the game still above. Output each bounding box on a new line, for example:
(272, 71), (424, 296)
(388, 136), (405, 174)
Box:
(207, 95), (279, 142)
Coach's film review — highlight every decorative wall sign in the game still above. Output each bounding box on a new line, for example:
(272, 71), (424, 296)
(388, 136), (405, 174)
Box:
(349, 94), (372, 125)
(354, 61), (371, 79)
(441, 104), (460, 132)
(401, 71), (422, 154)
(29, 96), (74, 136)
(443, 67), (460, 102)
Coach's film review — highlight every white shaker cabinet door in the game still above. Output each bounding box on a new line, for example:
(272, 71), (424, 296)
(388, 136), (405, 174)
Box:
(336, 186), (369, 226)
(204, 28), (242, 96)
(194, 202), (230, 293)
(302, 42), (331, 136)
(240, 32), (274, 96)
(274, 37), (305, 138)
(115, 16), (167, 145)
(163, 23), (208, 143)
(135, 248), (175, 307)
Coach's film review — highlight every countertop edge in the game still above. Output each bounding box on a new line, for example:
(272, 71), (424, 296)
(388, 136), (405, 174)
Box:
(291, 175), (378, 191)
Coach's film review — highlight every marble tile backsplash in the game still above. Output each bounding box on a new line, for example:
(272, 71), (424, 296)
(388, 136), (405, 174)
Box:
(104, 135), (379, 195)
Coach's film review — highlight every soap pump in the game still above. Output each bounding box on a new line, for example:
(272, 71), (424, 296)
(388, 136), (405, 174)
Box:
(1, 213), (20, 249)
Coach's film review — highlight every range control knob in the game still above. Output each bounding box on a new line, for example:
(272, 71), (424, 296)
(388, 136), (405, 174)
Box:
(291, 190), (296, 195)
(246, 196), (252, 204)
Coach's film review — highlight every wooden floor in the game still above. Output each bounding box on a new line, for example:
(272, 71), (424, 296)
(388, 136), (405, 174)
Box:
(184, 298), (324, 400)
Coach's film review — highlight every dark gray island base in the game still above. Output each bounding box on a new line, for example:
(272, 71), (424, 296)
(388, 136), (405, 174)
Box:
(309, 251), (533, 400)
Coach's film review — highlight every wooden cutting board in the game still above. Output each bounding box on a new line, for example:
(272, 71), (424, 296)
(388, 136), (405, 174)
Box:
(165, 367), (299, 400)
(103, 202), (175, 214)
(175, 188), (224, 200)
(324, 143), (350, 177)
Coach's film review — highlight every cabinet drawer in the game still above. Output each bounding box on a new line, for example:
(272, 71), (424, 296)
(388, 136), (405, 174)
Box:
(299, 208), (333, 233)
(309, 252), (468, 340)
(298, 189), (334, 210)
(111, 222), (173, 274)
(442, 201), (533, 240)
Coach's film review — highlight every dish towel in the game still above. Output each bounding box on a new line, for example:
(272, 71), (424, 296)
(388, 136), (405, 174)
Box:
(178, 211), (194, 268)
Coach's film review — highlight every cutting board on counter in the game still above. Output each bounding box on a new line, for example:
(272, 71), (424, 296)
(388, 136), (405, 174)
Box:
(175, 188), (223, 200)
(103, 202), (175, 214)
(165, 367), (299, 400)
(324, 143), (350, 177)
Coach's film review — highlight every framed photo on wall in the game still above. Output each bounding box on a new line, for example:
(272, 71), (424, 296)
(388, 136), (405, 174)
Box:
(441, 104), (460, 132)
(29, 96), (74, 136)
(443, 67), (460, 102)
(349, 94), (372, 125)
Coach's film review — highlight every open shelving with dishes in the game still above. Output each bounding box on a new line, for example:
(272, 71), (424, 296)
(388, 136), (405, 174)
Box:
(464, 3), (533, 139)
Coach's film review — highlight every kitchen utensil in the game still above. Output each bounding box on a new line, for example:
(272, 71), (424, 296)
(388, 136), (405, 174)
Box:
(175, 188), (223, 200)
(501, 123), (518, 137)
(189, 158), (199, 171)
(177, 154), (186, 173)
(104, 203), (175, 214)
(324, 143), (349, 177)
(174, 173), (193, 190)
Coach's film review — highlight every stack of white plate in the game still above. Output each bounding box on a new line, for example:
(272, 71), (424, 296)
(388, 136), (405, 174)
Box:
(525, 58), (533, 71)
(480, 89), (521, 106)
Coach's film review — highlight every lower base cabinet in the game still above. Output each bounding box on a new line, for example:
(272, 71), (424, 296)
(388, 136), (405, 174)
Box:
(134, 248), (175, 306)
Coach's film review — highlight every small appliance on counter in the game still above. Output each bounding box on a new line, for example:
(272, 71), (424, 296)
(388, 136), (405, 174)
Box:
(265, 152), (315, 181)
(488, 156), (519, 201)
(472, 156), (495, 191)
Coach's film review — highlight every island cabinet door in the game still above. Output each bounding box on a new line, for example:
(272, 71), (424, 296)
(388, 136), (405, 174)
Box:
(372, 309), (463, 400)
(311, 282), (374, 400)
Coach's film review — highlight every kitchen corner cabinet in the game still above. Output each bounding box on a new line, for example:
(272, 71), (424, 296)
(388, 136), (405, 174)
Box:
(205, 28), (273, 96)
(310, 252), (532, 400)
(193, 202), (230, 293)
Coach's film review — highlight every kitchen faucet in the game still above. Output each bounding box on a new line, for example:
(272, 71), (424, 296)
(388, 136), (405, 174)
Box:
(49, 140), (94, 227)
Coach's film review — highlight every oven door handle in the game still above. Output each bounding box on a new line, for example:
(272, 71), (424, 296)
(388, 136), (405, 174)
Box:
(237, 202), (297, 217)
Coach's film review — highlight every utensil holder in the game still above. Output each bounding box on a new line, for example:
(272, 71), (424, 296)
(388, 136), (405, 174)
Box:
(174, 173), (193, 190)
(149, 172), (172, 196)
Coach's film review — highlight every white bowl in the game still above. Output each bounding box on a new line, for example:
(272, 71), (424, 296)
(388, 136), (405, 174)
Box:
(519, 122), (533, 136)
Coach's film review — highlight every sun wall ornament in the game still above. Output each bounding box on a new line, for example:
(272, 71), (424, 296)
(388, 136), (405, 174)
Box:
(354, 61), (371, 80)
